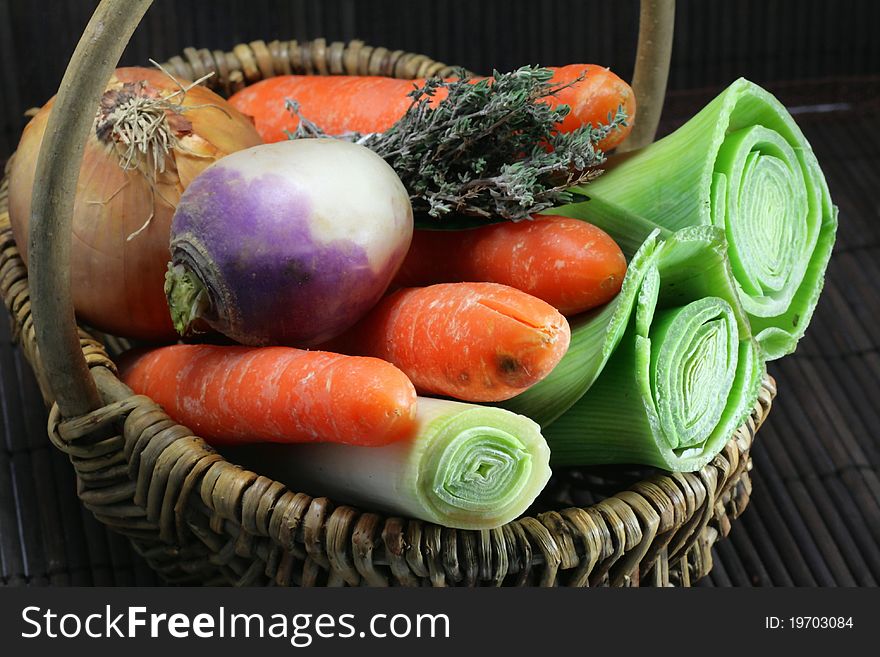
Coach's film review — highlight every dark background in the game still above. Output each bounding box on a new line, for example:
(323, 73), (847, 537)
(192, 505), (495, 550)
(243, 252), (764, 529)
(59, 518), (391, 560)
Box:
(2, 0), (880, 159)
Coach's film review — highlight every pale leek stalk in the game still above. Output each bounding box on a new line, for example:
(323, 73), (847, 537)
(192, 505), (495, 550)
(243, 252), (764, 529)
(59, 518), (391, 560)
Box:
(225, 398), (551, 530)
(554, 78), (838, 360)
(504, 226), (764, 471)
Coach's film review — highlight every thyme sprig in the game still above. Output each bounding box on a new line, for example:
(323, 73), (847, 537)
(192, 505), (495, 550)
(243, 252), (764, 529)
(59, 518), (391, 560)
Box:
(286, 65), (627, 224)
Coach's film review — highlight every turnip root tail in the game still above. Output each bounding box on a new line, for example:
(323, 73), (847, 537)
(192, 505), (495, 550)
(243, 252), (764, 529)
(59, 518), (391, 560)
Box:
(164, 262), (210, 336)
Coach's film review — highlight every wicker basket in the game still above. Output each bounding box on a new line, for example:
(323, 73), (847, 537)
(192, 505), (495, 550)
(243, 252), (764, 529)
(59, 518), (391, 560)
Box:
(0, 0), (776, 586)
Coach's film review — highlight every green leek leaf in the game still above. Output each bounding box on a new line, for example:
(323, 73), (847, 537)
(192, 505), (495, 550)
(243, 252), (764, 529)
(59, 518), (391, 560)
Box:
(553, 78), (838, 360)
(504, 226), (764, 472)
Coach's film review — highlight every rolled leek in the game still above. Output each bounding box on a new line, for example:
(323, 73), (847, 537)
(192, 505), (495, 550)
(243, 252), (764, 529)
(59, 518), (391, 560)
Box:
(505, 226), (764, 471)
(554, 78), (837, 360)
(226, 398), (551, 530)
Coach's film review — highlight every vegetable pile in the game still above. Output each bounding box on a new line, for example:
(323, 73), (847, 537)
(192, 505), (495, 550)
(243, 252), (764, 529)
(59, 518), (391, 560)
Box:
(9, 59), (837, 530)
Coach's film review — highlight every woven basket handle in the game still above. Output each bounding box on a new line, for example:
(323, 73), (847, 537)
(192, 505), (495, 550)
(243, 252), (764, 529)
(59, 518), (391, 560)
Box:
(28, 0), (674, 419)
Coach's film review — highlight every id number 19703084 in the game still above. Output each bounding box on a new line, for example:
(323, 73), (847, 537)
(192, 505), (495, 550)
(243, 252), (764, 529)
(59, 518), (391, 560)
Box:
(765, 617), (854, 630)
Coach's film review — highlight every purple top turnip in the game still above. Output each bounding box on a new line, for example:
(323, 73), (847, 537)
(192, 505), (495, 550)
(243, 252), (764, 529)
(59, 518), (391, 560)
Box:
(165, 138), (413, 346)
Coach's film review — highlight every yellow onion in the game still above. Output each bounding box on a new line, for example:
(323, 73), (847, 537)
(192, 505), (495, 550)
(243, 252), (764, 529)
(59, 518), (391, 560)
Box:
(8, 67), (263, 340)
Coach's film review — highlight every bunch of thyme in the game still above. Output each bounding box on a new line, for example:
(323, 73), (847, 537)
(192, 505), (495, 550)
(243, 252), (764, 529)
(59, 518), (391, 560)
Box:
(286, 65), (628, 225)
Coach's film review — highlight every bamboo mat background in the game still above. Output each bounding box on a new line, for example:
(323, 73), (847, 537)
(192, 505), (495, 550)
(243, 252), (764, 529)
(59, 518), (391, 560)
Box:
(1, 0), (879, 587)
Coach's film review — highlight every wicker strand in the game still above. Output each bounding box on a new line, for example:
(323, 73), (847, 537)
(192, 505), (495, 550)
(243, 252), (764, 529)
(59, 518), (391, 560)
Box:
(159, 39), (464, 97)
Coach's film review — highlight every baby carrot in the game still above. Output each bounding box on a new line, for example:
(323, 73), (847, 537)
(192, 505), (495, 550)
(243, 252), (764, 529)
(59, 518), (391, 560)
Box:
(323, 283), (571, 402)
(229, 65), (635, 150)
(118, 345), (418, 446)
(392, 215), (627, 315)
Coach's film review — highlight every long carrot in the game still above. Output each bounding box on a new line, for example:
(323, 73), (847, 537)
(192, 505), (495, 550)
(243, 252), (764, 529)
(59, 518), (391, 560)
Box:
(229, 64), (635, 151)
(118, 345), (418, 446)
(322, 283), (571, 402)
(393, 215), (627, 315)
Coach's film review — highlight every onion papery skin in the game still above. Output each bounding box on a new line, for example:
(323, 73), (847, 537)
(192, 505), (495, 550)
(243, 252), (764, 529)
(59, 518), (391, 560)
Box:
(8, 67), (263, 340)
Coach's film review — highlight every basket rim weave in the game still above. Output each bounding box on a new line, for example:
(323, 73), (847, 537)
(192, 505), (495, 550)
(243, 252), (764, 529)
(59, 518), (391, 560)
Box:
(0, 35), (775, 587)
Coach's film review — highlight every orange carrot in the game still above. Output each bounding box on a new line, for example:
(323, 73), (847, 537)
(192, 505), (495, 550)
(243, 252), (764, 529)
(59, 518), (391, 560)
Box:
(322, 283), (571, 402)
(550, 64), (636, 149)
(229, 65), (635, 151)
(393, 215), (627, 315)
(118, 345), (417, 446)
